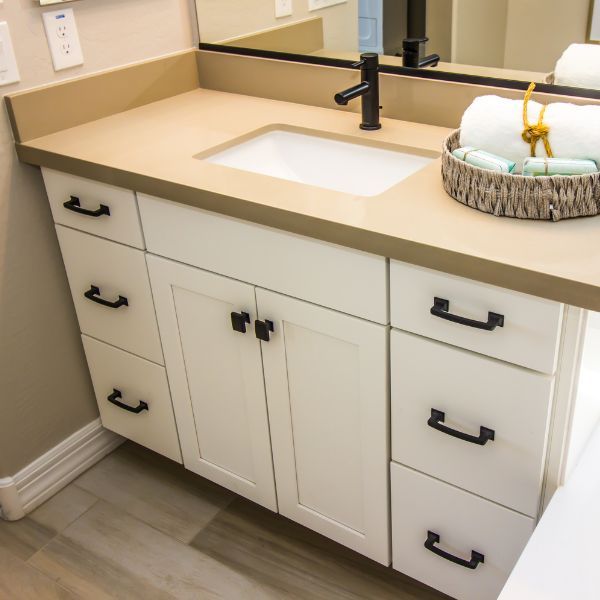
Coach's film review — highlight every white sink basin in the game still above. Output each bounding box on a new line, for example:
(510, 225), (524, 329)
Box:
(200, 128), (436, 197)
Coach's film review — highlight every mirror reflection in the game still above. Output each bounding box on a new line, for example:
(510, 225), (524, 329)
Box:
(196, 0), (600, 92)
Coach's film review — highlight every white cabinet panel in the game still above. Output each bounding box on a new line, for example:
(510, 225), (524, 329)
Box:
(391, 463), (534, 600)
(392, 331), (554, 516)
(82, 335), (181, 463)
(138, 193), (388, 323)
(258, 288), (389, 564)
(147, 255), (277, 510)
(56, 225), (163, 364)
(43, 168), (144, 248)
(390, 261), (563, 373)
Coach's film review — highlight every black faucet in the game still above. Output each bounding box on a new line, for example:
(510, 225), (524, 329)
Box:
(402, 37), (440, 68)
(334, 53), (381, 131)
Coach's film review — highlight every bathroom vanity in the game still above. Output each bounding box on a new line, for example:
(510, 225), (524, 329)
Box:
(6, 51), (600, 600)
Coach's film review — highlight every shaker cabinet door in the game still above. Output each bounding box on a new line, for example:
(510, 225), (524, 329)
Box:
(257, 288), (390, 564)
(147, 255), (277, 510)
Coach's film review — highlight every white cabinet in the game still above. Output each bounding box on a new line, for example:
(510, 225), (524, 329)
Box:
(82, 335), (181, 463)
(391, 331), (554, 517)
(147, 255), (277, 511)
(391, 463), (534, 600)
(148, 254), (390, 564)
(258, 288), (390, 565)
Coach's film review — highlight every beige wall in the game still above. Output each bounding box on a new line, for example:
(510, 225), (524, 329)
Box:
(451, 0), (508, 67)
(196, 0), (358, 51)
(0, 0), (195, 478)
(503, 0), (589, 72)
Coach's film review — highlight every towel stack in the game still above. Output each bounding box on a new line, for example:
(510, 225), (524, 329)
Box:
(554, 44), (600, 90)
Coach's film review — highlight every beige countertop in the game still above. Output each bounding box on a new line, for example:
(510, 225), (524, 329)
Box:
(14, 87), (600, 312)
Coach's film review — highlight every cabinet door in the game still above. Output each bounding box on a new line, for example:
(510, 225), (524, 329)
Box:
(257, 289), (390, 564)
(147, 255), (277, 510)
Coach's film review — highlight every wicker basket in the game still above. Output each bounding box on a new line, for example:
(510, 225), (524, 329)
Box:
(441, 130), (600, 221)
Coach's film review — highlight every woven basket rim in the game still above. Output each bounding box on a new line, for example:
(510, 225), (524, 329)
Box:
(443, 130), (597, 182)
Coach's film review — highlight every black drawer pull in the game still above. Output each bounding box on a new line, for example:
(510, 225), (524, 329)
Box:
(63, 195), (110, 218)
(231, 311), (250, 333)
(431, 297), (504, 331)
(425, 531), (484, 570)
(428, 409), (495, 445)
(84, 285), (128, 309)
(255, 319), (274, 342)
(107, 389), (148, 414)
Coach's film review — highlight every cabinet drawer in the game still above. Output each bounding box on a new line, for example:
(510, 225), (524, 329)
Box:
(138, 194), (388, 323)
(391, 463), (534, 600)
(42, 168), (144, 248)
(56, 226), (163, 364)
(391, 331), (553, 516)
(82, 336), (181, 463)
(390, 261), (563, 373)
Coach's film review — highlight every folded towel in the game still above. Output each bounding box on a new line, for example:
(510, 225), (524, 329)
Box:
(523, 157), (598, 176)
(460, 94), (600, 173)
(452, 147), (515, 173)
(554, 44), (600, 90)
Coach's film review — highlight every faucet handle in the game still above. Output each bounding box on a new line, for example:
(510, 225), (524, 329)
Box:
(351, 59), (365, 68)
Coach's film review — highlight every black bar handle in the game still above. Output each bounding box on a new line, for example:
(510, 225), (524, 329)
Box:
(255, 319), (274, 342)
(63, 196), (110, 218)
(84, 285), (128, 309)
(428, 409), (495, 446)
(107, 389), (148, 414)
(425, 531), (484, 570)
(231, 311), (251, 333)
(431, 297), (504, 331)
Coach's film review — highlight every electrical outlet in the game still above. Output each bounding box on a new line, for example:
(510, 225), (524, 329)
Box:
(0, 22), (20, 86)
(42, 8), (83, 71)
(275, 0), (292, 18)
(308, 0), (346, 11)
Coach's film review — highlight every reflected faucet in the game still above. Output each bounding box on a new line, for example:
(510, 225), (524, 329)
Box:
(334, 52), (381, 131)
(402, 37), (440, 68)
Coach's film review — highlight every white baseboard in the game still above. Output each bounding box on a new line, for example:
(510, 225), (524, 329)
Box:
(0, 419), (123, 521)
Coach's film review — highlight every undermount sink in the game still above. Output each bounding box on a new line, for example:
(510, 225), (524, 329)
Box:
(199, 128), (437, 197)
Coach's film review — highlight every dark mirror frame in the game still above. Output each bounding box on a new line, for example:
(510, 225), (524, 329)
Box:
(199, 42), (600, 101)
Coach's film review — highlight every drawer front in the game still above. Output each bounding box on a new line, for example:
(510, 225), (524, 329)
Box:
(390, 261), (563, 373)
(391, 463), (534, 600)
(138, 194), (388, 324)
(57, 226), (163, 364)
(82, 335), (181, 463)
(43, 168), (144, 248)
(391, 331), (553, 517)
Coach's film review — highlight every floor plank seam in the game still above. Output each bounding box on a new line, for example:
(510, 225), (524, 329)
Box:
(26, 493), (100, 565)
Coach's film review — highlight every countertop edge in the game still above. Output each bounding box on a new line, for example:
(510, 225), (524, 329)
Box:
(19, 142), (600, 312)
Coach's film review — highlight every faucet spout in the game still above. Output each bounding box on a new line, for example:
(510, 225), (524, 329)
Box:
(334, 82), (370, 106)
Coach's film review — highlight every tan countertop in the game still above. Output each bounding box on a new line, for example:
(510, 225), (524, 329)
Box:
(15, 87), (600, 312)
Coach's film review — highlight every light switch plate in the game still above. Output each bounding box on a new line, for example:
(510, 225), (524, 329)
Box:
(275, 0), (292, 18)
(308, 0), (346, 11)
(0, 22), (20, 87)
(42, 7), (83, 71)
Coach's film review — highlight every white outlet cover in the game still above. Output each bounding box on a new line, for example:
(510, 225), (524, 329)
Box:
(308, 0), (347, 11)
(42, 7), (83, 71)
(275, 0), (292, 18)
(0, 21), (20, 87)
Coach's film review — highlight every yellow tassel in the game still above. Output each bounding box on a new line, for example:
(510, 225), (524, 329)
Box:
(522, 82), (554, 158)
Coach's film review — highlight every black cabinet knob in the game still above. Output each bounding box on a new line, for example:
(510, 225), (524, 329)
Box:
(255, 319), (274, 342)
(231, 311), (250, 333)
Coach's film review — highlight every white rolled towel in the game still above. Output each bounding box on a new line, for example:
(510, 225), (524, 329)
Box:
(460, 94), (600, 173)
(554, 44), (600, 90)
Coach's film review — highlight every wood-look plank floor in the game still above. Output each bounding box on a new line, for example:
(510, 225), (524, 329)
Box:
(0, 442), (452, 600)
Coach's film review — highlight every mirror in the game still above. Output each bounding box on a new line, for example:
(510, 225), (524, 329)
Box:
(196, 0), (600, 96)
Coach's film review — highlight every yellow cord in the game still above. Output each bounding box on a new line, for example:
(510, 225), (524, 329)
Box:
(522, 82), (553, 158)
